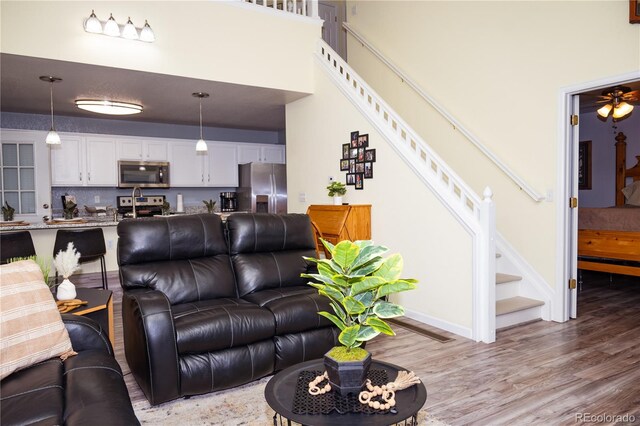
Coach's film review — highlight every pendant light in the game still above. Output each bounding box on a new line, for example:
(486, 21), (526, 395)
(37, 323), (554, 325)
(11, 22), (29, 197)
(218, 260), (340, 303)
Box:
(192, 92), (209, 152)
(40, 76), (62, 145)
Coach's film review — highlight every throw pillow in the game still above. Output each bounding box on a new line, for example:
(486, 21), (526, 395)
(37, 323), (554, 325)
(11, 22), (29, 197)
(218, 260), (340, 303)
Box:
(0, 259), (76, 380)
(621, 181), (640, 206)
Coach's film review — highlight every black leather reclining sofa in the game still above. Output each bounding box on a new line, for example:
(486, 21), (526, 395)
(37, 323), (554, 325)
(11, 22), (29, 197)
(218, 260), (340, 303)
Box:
(0, 315), (139, 425)
(117, 213), (338, 405)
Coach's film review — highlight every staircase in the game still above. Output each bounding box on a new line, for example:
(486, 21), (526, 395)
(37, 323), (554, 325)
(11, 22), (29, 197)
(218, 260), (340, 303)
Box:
(495, 272), (544, 329)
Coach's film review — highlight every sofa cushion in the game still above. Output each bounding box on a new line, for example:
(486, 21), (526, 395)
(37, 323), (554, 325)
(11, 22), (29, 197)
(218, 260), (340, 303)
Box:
(227, 214), (317, 297)
(0, 358), (64, 425)
(0, 260), (76, 380)
(120, 257), (237, 305)
(64, 350), (138, 425)
(243, 287), (332, 335)
(173, 300), (275, 355)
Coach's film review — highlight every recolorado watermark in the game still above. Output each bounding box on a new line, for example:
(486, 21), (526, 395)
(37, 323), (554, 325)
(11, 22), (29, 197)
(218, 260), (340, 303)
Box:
(575, 413), (636, 423)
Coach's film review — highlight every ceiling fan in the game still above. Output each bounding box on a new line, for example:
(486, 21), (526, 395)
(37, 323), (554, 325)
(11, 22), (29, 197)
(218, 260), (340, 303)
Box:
(593, 85), (638, 120)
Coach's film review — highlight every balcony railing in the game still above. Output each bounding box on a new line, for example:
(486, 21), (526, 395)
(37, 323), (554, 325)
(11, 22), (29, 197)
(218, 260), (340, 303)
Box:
(241, 0), (318, 18)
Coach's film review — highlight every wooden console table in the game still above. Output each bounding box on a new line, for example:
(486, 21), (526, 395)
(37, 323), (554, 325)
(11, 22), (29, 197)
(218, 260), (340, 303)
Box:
(306, 205), (371, 255)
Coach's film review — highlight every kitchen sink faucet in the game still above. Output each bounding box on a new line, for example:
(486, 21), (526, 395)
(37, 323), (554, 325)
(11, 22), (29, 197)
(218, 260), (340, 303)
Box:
(131, 186), (143, 219)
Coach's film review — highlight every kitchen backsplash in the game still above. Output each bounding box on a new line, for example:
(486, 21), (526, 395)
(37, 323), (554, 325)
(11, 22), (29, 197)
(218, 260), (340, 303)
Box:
(51, 187), (237, 216)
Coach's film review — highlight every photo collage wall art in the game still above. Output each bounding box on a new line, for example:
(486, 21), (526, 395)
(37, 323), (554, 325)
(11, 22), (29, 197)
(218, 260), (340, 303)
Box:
(340, 131), (376, 190)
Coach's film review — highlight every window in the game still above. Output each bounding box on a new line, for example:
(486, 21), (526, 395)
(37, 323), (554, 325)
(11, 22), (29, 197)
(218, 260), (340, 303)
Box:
(1, 142), (36, 214)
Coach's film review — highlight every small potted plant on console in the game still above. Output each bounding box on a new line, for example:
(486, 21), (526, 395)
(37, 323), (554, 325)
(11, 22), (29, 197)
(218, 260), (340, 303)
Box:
(326, 181), (347, 205)
(302, 239), (417, 396)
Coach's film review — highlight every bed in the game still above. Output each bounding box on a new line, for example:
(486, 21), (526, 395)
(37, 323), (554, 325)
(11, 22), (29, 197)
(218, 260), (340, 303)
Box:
(577, 131), (640, 277)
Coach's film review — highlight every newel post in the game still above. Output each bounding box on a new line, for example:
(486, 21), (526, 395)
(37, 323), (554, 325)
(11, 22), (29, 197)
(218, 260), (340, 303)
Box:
(478, 186), (496, 343)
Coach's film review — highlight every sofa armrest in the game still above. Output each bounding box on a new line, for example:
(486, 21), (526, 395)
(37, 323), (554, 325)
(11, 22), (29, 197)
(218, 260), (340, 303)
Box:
(122, 288), (180, 405)
(62, 314), (113, 356)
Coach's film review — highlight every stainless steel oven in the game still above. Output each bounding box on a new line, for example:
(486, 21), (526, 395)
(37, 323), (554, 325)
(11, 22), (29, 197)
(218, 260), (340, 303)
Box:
(118, 161), (170, 188)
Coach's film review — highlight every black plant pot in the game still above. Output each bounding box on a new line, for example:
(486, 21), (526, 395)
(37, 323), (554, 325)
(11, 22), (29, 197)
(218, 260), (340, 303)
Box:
(324, 349), (372, 396)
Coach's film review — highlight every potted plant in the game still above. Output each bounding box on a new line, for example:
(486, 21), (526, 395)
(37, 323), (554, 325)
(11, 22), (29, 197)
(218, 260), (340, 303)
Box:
(203, 199), (216, 213)
(2, 201), (15, 221)
(327, 181), (347, 205)
(302, 239), (417, 395)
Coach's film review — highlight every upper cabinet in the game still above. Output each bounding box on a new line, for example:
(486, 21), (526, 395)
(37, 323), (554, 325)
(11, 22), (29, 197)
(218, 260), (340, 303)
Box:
(237, 144), (285, 164)
(50, 133), (282, 188)
(118, 139), (167, 161)
(51, 136), (117, 187)
(167, 141), (239, 187)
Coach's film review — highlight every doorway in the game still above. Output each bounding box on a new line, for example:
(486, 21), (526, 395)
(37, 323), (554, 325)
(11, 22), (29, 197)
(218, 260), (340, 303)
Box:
(562, 77), (640, 320)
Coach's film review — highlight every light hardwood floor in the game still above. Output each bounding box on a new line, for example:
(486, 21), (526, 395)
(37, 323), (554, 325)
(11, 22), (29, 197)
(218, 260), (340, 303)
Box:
(74, 271), (640, 425)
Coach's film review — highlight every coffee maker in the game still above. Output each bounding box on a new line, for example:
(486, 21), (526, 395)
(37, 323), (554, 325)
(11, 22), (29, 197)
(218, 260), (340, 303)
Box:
(219, 192), (237, 212)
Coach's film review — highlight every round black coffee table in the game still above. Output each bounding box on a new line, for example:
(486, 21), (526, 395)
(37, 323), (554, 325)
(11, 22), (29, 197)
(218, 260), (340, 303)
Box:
(265, 358), (427, 426)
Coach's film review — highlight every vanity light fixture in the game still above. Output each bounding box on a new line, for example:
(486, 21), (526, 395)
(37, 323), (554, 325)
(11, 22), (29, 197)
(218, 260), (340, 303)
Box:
(40, 76), (62, 145)
(83, 11), (155, 43)
(75, 100), (143, 115)
(192, 92), (209, 152)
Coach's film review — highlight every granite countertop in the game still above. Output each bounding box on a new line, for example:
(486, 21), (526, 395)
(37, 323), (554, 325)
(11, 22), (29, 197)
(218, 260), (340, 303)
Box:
(0, 211), (250, 232)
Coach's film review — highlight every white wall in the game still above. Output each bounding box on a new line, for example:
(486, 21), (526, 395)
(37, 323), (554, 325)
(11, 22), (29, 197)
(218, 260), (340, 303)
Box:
(578, 111), (640, 207)
(343, 1), (640, 286)
(1, 1), (321, 93)
(287, 61), (474, 334)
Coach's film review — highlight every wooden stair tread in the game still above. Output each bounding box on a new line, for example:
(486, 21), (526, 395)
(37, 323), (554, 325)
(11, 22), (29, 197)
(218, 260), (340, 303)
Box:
(496, 273), (522, 284)
(496, 296), (544, 315)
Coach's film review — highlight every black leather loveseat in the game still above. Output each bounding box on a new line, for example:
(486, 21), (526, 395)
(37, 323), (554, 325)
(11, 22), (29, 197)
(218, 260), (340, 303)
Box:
(0, 315), (139, 426)
(117, 213), (338, 405)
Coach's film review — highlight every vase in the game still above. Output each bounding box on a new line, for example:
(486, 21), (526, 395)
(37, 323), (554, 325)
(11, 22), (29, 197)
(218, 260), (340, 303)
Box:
(2, 211), (14, 221)
(324, 348), (372, 396)
(333, 196), (343, 205)
(56, 278), (77, 301)
(63, 210), (74, 220)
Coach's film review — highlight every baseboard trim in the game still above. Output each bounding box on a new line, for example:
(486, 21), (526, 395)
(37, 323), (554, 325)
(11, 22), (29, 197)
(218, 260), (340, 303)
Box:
(403, 308), (473, 340)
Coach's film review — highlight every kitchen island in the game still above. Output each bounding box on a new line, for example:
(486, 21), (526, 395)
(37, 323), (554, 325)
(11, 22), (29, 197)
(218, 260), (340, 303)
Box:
(1, 218), (119, 273)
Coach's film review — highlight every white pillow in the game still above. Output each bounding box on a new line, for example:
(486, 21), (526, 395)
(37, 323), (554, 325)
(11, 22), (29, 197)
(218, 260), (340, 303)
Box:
(621, 181), (640, 206)
(0, 260), (76, 380)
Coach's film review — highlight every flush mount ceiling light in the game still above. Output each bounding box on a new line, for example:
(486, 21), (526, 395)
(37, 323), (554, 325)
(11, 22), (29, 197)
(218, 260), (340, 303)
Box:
(595, 85), (637, 121)
(75, 99), (143, 115)
(83, 10), (155, 43)
(192, 92), (210, 152)
(39, 76), (62, 145)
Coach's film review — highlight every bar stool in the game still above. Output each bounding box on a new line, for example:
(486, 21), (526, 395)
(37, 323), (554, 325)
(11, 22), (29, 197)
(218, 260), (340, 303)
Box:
(53, 228), (108, 289)
(0, 231), (36, 264)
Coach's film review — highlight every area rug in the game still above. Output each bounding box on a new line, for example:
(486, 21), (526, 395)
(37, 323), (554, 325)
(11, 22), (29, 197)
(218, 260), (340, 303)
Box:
(133, 376), (449, 425)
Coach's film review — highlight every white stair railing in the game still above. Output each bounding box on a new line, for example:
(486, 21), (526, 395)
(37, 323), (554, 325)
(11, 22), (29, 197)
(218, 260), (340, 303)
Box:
(241, 0), (318, 18)
(316, 40), (497, 343)
(342, 23), (545, 203)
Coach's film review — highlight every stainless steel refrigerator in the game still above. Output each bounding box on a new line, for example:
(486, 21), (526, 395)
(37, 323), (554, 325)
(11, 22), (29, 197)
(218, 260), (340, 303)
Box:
(237, 163), (287, 214)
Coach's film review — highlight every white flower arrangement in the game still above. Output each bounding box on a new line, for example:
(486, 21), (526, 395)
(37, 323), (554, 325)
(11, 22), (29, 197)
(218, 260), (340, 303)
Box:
(53, 242), (81, 279)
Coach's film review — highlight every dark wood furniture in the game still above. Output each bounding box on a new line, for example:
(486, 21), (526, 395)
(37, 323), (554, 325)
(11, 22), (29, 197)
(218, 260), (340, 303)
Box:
(71, 287), (114, 347)
(578, 132), (640, 277)
(265, 358), (427, 426)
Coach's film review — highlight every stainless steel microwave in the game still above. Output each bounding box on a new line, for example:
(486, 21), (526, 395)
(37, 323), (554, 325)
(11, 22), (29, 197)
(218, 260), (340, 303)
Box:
(118, 161), (170, 188)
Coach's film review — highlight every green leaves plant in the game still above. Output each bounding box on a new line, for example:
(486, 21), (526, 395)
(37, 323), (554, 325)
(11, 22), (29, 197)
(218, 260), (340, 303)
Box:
(302, 238), (418, 350)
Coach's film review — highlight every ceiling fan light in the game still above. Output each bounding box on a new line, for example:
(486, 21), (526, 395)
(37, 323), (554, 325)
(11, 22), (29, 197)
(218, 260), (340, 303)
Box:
(612, 102), (633, 119)
(140, 20), (155, 43)
(597, 104), (612, 118)
(122, 17), (139, 40)
(84, 10), (103, 34)
(46, 129), (61, 145)
(104, 13), (121, 37)
(75, 99), (143, 115)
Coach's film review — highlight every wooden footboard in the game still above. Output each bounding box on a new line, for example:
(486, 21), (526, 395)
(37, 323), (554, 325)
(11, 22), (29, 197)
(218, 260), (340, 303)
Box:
(578, 229), (640, 277)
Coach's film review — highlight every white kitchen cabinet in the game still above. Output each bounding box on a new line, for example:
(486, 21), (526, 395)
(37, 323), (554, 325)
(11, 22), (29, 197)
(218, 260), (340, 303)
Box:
(50, 136), (85, 186)
(168, 141), (206, 186)
(51, 136), (117, 187)
(85, 138), (117, 186)
(118, 139), (167, 161)
(206, 142), (238, 187)
(237, 144), (285, 164)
